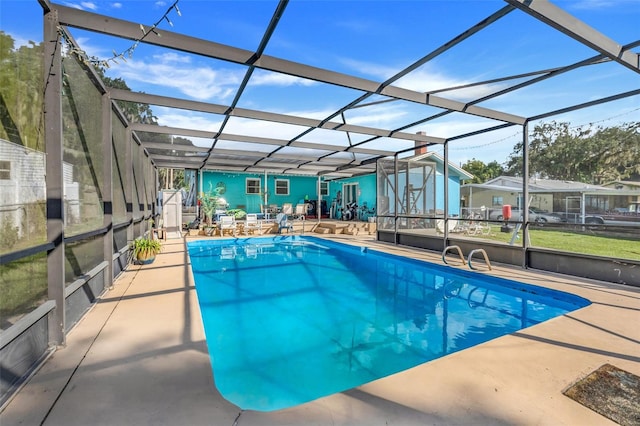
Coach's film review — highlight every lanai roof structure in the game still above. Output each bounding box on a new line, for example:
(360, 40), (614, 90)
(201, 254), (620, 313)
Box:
(2, 1), (640, 421)
(43, 0), (639, 178)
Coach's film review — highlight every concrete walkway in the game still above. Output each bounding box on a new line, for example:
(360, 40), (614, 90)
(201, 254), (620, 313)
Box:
(2, 235), (639, 425)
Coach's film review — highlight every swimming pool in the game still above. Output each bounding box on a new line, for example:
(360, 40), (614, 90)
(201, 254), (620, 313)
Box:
(187, 236), (590, 412)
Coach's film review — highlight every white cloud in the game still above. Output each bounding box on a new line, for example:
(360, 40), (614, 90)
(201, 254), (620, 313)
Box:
(154, 109), (222, 133)
(152, 52), (192, 64)
(7, 34), (31, 49)
(112, 55), (242, 101)
(397, 69), (504, 101)
(346, 104), (407, 127)
(564, 0), (618, 10)
(106, 52), (318, 101)
(333, 19), (374, 34)
(339, 58), (503, 100)
(340, 57), (397, 81)
(63, 1), (98, 10)
(111, 3), (122, 9)
(62, 2), (84, 10)
(80, 2), (98, 10)
(250, 71), (317, 87)
(223, 116), (308, 140)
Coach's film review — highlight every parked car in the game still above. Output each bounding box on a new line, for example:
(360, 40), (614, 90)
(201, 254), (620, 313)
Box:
(489, 206), (562, 224)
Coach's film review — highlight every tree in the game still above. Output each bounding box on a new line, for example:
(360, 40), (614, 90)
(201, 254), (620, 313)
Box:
(100, 75), (158, 125)
(0, 32), (44, 150)
(505, 121), (640, 184)
(461, 159), (505, 183)
(588, 123), (640, 183)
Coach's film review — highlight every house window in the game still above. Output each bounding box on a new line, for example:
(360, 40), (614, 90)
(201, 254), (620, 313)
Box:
(275, 179), (289, 195)
(0, 161), (10, 180)
(319, 182), (329, 196)
(492, 196), (503, 206)
(246, 178), (261, 194)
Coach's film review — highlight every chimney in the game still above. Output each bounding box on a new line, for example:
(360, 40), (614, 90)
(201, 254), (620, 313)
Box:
(415, 131), (428, 156)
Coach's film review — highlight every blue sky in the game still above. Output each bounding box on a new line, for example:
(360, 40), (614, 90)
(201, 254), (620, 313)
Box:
(2, 0), (639, 167)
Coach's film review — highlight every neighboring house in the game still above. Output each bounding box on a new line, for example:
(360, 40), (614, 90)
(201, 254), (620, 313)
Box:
(602, 180), (640, 191)
(461, 176), (640, 221)
(0, 139), (46, 239)
(0, 139), (80, 240)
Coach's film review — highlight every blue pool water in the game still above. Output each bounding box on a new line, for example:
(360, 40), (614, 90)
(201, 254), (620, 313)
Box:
(187, 236), (590, 412)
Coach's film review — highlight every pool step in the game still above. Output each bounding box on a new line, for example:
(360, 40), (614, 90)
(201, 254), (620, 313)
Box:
(312, 221), (376, 235)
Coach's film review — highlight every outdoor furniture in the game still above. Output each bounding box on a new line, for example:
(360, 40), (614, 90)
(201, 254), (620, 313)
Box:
(294, 203), (306, 220)
(218, 215), (237, 237)
(244, 214), (262, 235)
(281, 203), (293, 216)
(276, 212), (293, 233)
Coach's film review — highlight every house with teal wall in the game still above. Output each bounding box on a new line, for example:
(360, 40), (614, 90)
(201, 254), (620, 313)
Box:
(378, 152), (473, 217)
(200, 153), (471, 219)
(418, 152), (473, 216)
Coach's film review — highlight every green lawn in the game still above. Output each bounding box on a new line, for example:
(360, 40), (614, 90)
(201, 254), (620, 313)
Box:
(0, 253), (48, 326)
(479, 225), (640, 261)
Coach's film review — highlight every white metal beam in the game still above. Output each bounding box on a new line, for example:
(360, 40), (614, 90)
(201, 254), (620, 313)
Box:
(56, 3), (526, 124)
(506, 0), (639, 73)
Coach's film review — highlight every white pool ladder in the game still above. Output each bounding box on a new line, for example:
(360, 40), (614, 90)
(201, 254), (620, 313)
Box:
(442, 245), (465, 266)
(468, 248), (492, 271)
(442, 245), (492, 271)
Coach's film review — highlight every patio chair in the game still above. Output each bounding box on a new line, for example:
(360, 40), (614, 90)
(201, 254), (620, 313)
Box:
(244, 213), (262, 235)
(448, 219), (465, 233)
(294, 203), (306, 220)
(281, 203), (293, 216)
(436, 219), (461, 234)
(218, 215), (237, 237)
(276, 212), (293, 234)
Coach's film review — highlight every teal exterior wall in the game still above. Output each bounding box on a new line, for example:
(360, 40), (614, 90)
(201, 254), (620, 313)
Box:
(435, 172), (463, 216)
(201, 171), (323, 213)
(202, 165), (464, 217)
(328, 174), (377, 215)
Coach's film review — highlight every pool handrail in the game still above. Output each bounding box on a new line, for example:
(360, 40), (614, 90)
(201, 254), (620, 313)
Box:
(442, 245), (465, 266)
(468, 248), (492, 271)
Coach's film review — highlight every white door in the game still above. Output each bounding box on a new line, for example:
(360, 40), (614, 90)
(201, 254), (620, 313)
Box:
(162, 190), (182, 236)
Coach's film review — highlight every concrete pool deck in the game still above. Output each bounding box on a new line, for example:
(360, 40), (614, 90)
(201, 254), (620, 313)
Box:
(2, 234), (639, 426)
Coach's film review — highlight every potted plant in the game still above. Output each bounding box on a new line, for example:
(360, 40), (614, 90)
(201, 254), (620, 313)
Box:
(130, 236), (162, 265)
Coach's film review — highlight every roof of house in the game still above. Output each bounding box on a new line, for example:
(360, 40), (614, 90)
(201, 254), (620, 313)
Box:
(410, 152), (474, 180)
(460, 175), (637, 194)
(602, 180), (640, 189)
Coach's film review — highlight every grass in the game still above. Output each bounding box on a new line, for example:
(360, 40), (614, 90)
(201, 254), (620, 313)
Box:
(476, 225), (640, 261)
(0, 252), (48, 327)
(529, 229), (640, 259)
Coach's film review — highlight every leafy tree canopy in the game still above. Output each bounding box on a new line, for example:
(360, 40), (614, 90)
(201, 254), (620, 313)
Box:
(0, 31), (43, 149)
(505, 121), (640, 184)
(461, 159), (505, 184)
